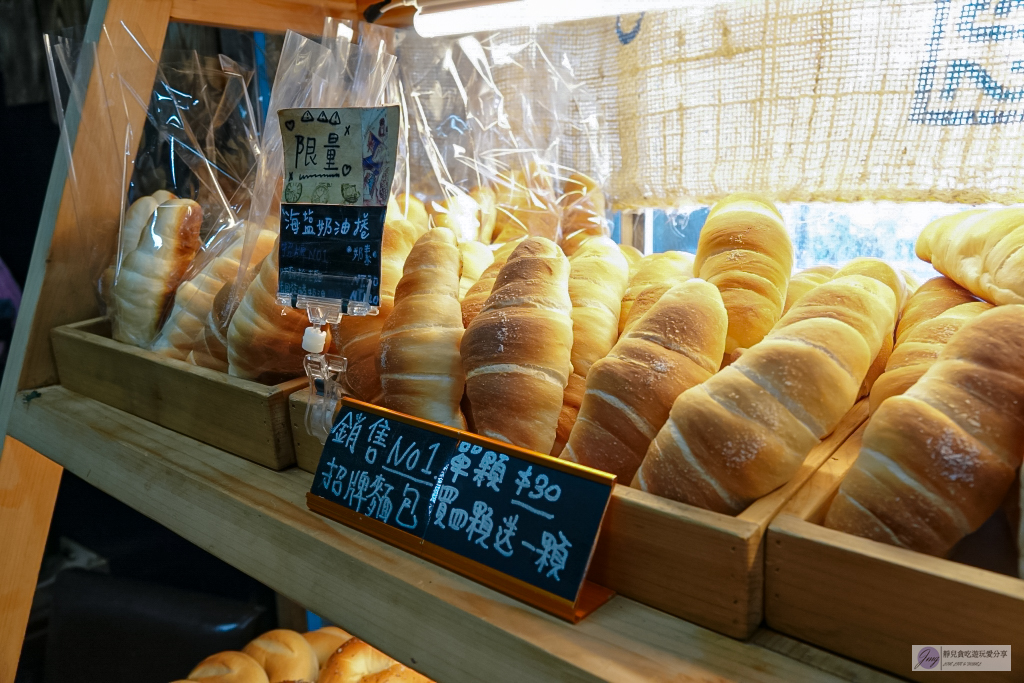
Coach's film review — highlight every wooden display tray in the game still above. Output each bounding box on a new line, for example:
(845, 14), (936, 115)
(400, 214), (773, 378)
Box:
(290, 388), (869, 638)
(51, 317), (305, 469)
(766, 425), (1024, 682)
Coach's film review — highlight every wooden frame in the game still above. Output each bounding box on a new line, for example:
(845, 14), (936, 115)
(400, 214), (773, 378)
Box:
(766, 425), (1024, 681)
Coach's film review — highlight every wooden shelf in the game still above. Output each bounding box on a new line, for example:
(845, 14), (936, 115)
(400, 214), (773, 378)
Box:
(8, 386), (899, 683)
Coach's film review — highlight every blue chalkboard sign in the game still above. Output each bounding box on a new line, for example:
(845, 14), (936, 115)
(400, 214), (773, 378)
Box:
(307, 398), (616, 621)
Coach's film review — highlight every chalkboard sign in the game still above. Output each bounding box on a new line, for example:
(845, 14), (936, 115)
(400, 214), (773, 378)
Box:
(307, 398), (616, 622)
(277, 106), (399, 310)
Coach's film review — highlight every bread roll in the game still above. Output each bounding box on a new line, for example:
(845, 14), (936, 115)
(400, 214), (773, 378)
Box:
(152, 228), (276, 360)
(902, 270), (921, 294)
(491, 164), (559, 243)
(635, 275), (897, 513)
(459, 238), (524, 328)
(618, 251), (694, 335)
(378, 228), (466, 428)
(242, 629), (319, 683)
(470, 186), (497, 244)
(189, 276), (236, 372)
(916, 207), (1024, 305)
(304, 627), (353, 671)
(101, 191), (178, 306)
(559, 229), (598, 258)
(112, 198), (203, 347)
(461, 237), (573, 453)
(782, 265), (836, 314)
(563, 279), (727, 481)
(825, 305), (1024, 556)
(552, 237), (630, 455)
(335, 217), (420, 402)
(317, 639), (430, 683)
(619, 244), (643, 279)
(696, 194), (794, 354)
(228, 249), (330, 383)
(558, 172), (608, 256)
(186, 651), (269, 683)
(428, 191), (484, 242)
(895, 276), (977, 345)
(391, 194), (428, 236)
(457, 240), (494, 300)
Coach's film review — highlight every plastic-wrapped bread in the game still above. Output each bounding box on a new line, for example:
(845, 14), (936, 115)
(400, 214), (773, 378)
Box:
(457, 240), (494, 300)
(916, 207), (1024, 305)
(428, 191), (483, 241)
(618, 251), (694, 335)
(303, 627), (352, 671)
(461, 237), (573, 453)
(334, 217), (420, 402)
(227, 249), (330, 383)
(243, 629), (319, 683)
(825, 305), (1024, 556)
(378, 228), (466, 428)
(552, 237), (630, 456)
(100, 190), (177, 306)
(635, 275), (897, 513)
(696, 193), (794, 355)
(563, 279), (727, 481)
(183, 651), (269, 683)
(894, 276), (977, 345)
(619, 244), (643, 279)
(112, 198), (203, 347)
(471, 185), (497, 244)
(392, 194), (429, 236)
(189, 278), (235, 372)
(558, 172), (607, 255)
(782, 265), (836, 314)
(491, 164), (559, 243)
(152, 228), (276, 360)
(459, 238), (524, 328)
(317, 639), (431, 683)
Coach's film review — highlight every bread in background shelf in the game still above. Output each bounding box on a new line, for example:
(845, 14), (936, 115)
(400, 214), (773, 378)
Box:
(112, 198), (203, 348)
(391, 194), (429, 236)
(895, 276), (977, 345)
(782, 265), (836, 314)
(552, 237), (630, 456)
(304, 627), (353, 672)
(242, 629), (319, 683)
(471, 186), (497, 244)
(460, 238), (524, 328)
(428, 191), (484, 242)
(635, 274), (897, 513)
(379, 228), (466, 428)
(100, 190), (178, 307)
(184, 651), (269, 683)
(619, 244), (644, 279)
(189, 276), (236, 372)
(491, 164), (559, 243)
(825, 305), (1024, 556)
(558, 172), (608, 256)
(317, 639), (431, 683)
(695, 193), (794, 355)
(461, 237), (573, 453)
(916, 207), (1024, 305)
(618, 251), (694, 335)
(563, 279), (727, 482)
(457, 240), (494, 300)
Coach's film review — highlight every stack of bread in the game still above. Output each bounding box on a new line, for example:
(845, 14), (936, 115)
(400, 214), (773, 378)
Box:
(172, 626), (431, 683)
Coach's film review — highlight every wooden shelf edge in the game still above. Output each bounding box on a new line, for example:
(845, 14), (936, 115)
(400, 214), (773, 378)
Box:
(8, 386), (896, 683)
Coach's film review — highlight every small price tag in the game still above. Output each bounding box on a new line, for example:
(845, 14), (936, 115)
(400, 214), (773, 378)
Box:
(307, 398), (616, 622)
(278, 106), (399, 309)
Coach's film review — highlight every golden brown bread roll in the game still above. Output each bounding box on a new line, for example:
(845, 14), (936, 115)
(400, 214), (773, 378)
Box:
(618, 251), (694, 335)
(304, 627), (353, 671)
(563, 279), (727, 481)
(619, 244), (643, 279)
(916, 207), (1024, 305)
(457, 240), (494, 300)
(189, 276), (236, 372)
(635, 274), (897, 513)
(558, 172), (608, 256)
(491, 164), (559, 243)
(695, 193), (794, 355)
(112, 198), (203, 347)
(868, 301), (993, 413)
(894, 276), (977, 345)
(782, 265), (836, 314)
(317, 639), (430, 683)
(242, 629), (319, 683)
(335, 217), (420, 402)
(825, 305), (1024, 556)
(427, 191), (484, 242)
(470, 186), (497, 244)
(391, 194), (429, 236)
(378, 228), (466, 428)
(551, 237), (630, 456)
(186, 651), (270, 683)
(461, 237), (573, 453)
(459, 238), (524, 329)
(101, 191), (178, 307)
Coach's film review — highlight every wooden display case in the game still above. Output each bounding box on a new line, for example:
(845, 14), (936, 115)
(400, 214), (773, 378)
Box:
(766, 425), (1024, 682)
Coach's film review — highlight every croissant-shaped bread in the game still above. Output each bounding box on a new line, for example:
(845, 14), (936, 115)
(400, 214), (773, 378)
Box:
(152, 227), (276, 360)
(618, 251), (694, 335)
(895, 276), (977, 344)
(782, 265), (836, 314)
(563, 279), (727, 481)
(188, 278), (235, 372)
(335, 217), (420, 402)
(696, 193), (794, 355)
(460, 238), (524, 328)
(378, 228), (466, 428)
(112, 198), (203, 347)
(461, 237), (573, 453)
(457, 240), (494, 300)
(916, 207), (1024, 305)
(635, 274), (897, 512)
(552, 237), (630, 456)
(825, 305), (1024, 556)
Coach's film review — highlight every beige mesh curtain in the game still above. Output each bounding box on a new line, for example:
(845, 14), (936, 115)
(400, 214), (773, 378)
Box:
(494, 0), (1024, 209)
